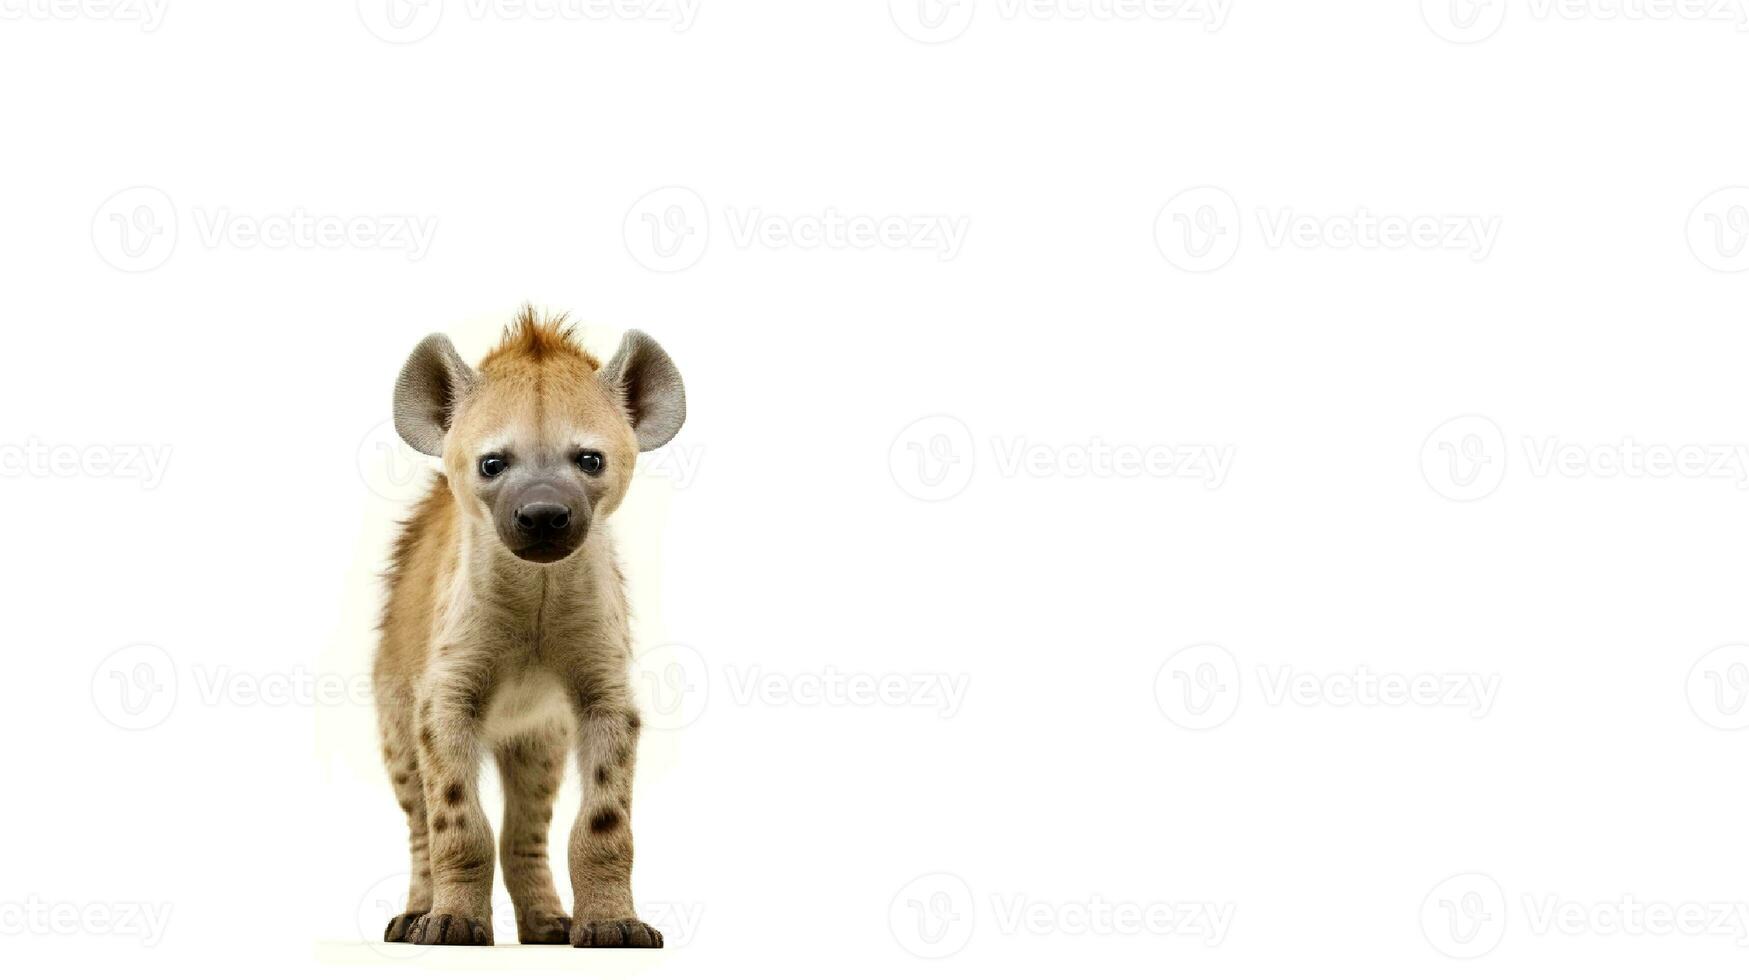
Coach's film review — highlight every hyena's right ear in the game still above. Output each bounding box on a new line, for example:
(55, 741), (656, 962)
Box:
(393, 334), (476, 456)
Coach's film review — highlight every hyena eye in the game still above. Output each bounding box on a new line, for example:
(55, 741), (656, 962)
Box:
(479, 455), (508, 478)
(575, 451), (605, 475)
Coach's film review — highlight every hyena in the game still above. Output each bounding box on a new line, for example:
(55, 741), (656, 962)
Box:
(373, 307), (684, 947)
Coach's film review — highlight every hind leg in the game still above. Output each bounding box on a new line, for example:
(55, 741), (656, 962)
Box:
(379, 691), (433, 942)
(496, 726), (572, 944)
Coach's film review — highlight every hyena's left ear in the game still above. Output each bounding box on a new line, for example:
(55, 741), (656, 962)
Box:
(394, 334), (477, 456)
(601, 330), (686, 451)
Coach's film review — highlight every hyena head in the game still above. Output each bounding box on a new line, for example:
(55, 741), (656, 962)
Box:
(392, 306), (685, 564)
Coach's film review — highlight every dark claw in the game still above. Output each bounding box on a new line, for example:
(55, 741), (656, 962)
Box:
(383, 912), (426, 943)
(409, 912), (493, 945)
(571, 918), (664, 948)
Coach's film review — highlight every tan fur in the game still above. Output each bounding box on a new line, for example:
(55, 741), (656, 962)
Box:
(373, 307), (674, 948)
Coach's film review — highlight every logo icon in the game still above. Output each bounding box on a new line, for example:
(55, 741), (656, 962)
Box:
(1154, 187), (1241, 272)
(1420, 415), (1507, 502)
(357, 872), (429, 957)
(1420, 872), (1506, 958)
(1686, 188), (1749, 273)
(357, 419), (438, 502)
(92, 643), (178, 731)
(634, 642), (710, 730)
(358, 0), (444, 43)
(1421, 0), (1508, 44)
(1154, 644), (1241, 730)
(1687, 645), (1749, 731)
(624, 186), (710, 273)
(890, 0), (976, 43)
(889, 415), (976, 502)
(92, 186), (177, 273)
(889, 872), (975, 958)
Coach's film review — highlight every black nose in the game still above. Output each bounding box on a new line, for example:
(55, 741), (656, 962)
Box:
(515, 502), (571, 536)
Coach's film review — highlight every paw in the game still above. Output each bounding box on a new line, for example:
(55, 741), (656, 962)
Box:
(517, 913), (573, 945)
(383, 912), (426, 943)
(571, 918), (663, 948)
(408, 912), (492, 945)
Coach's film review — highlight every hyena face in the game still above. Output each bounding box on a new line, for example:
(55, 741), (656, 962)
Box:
(393, 310), (685, 564)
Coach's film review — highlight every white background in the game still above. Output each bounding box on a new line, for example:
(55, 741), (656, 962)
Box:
(2, 0), (1747, 976)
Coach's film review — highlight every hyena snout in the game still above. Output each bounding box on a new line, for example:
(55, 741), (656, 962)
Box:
(516, 501), (571, 533)
(499, 484), (590, 563)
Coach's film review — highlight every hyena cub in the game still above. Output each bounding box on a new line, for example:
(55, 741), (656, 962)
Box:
(373, 307), (683, 947)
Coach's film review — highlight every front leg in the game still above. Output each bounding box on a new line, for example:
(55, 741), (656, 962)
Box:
(408, 665), (498, 945)
(567, 698), (663, 948)
(494, 728), (572, 944)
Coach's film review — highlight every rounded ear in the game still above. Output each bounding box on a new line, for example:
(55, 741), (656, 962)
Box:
(393, 334), (476, 456)
(601, 330), (686, 451)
